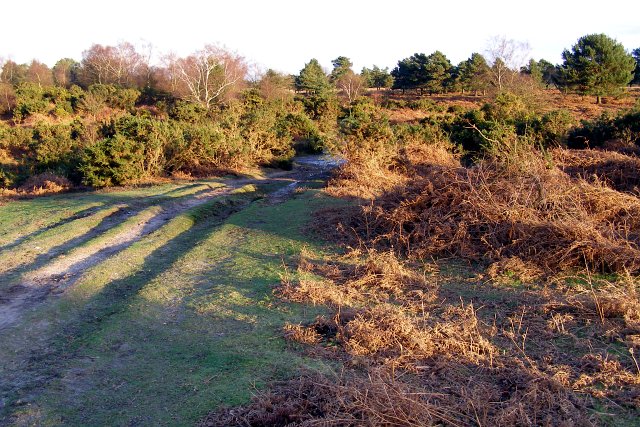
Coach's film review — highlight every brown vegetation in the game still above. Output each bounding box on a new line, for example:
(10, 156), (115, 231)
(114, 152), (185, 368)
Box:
(204, 246), (640, 425)
(553, 148), (640, 194)
(202, 97), (640, 424)
(331, 144), (640, 274)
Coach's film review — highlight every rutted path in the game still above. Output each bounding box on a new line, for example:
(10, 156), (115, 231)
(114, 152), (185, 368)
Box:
(0, 155), (340, 331)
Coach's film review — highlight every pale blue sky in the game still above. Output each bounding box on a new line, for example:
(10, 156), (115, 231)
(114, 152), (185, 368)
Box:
(1, 0), (638, 74)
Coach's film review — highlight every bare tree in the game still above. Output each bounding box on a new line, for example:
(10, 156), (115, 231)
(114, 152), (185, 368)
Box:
(1, 60), (27, 86)
(26, 60), (53, 87)
(164, 45), (247, 109)
(79, 42), (145, 87)
(257, 69), (294, 101)
(485, 36), (531, 91)
(0, 83), (15, 114)
(336, 71), (365, 104)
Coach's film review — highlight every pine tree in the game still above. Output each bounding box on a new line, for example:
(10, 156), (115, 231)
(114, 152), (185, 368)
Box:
(560, 34), (635, 103)
(296, 59), (331, 95)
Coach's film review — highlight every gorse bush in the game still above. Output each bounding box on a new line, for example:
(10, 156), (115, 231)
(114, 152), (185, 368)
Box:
(568, 109), (640, 149)
(80, 135), (145, 187)
(13, 82), (50, 121)
(29, 121), (84, 177)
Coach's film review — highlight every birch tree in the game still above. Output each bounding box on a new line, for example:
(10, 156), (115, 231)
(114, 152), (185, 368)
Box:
(79, 43), (146, 87)
(166, 45), (247, 109)
(485, 36), (530, 91)
(336, 70), (365, 104)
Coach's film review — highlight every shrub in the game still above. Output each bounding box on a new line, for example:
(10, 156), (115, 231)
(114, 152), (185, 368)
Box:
(568, 110), (640, 149)
(79, 84), (140, 116)
(407, 97), (445, 113)
(0, 166), (16, 188)
(530, 109), (575, 147)
(282, 112), (323, 153)
(169, 100), (208, 123)
(80, 135), (145, 187)
(29, 121), (83, 178)
(13, 82), (49, 121)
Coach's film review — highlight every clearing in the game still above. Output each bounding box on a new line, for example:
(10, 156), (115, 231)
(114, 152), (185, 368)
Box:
(0, 156), (341, 426)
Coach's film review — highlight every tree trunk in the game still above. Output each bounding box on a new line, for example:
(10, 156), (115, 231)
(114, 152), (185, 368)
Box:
(596, 95), (601, 104)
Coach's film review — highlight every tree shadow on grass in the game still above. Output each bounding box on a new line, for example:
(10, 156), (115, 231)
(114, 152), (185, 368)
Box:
(0, 187), (216, 287)
(0, 196), (251, 423)
(0, 204), (109, 254)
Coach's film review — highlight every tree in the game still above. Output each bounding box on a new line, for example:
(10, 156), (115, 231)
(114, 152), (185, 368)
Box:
(257, 69), (293, 101)
(632, 48), (640, 85)
(457, 53), (490, 95)
(0, 83), (15, 115)
(362, 65), (393, 90)
(329, 56), (353, 82)
(423, 51), (453, 93)
(560, 34), (635, 103)
(25, 60), (53, 87)
(164, 45), (247, 109)
(391, 52), (453, 94)
(485, 36), (530, 91)
(538, 59), (559, 88)
(79, 43), (146, 88)
(522, 58), (543, 85)
(52, 58), (79, 88)
(295, 59), (337, 133)
(521, 59), (558, 88)
(296, 59), (331, 95)
(336, 71), (365, 104)
(392, 53), (428, 92)
(1, 60), (27, 86)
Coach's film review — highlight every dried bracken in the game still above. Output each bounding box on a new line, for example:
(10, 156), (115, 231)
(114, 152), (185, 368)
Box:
(349, 152), (640, 274)
(553, 148), (640, 194)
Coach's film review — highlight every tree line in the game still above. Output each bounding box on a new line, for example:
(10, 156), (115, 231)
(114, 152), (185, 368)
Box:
(388, 35), (639, 103)
(0, 33), (638, 116)
(0, 33), (638, 190)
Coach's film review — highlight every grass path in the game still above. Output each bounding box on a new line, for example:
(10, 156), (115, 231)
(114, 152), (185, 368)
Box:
(0, 158), (343, 426)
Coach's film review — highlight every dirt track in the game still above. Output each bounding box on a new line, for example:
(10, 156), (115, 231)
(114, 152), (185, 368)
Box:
(0, 155), (338, 332)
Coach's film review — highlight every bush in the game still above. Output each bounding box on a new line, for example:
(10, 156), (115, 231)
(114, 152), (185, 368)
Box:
(0, 165), (16, 188)
(407, 98), (445, 113)
(80, 135), (145, 187)
(529, 109), (575, 147)
(79, 84), (140, 116)
(568, 110), (640, 149)
(166, 121), (226, 174)
(169, 100), (208, 123)
(282, 112), (323, 153)
(381, 98), (407, 110)
(13, 82), (49, 121)
(28, 121), (83, 178)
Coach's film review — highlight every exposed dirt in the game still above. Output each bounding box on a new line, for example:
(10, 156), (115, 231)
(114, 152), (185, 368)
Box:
(0, 155), (339, 332)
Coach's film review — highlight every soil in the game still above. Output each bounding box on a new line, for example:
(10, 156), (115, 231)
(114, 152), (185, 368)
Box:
(0, 155), (340, 332)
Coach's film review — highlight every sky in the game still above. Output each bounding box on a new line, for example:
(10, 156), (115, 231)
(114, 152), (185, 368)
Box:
(1, 0), (639, 74)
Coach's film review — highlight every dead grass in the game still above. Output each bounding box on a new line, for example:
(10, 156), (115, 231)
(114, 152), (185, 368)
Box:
(208, 244), (640, 425)
(16, 172), (72, 194)
(339, 150), (640, 274)
(553, 148), (640, 194)
(278, 248), (437, 308)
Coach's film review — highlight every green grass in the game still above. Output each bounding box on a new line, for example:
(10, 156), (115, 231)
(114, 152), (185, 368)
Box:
(0, 180), (343, 426)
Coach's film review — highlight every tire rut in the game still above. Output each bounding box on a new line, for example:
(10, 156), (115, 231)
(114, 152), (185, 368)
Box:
(0, 156), (340, 331)
(0, 181), (247, 331)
